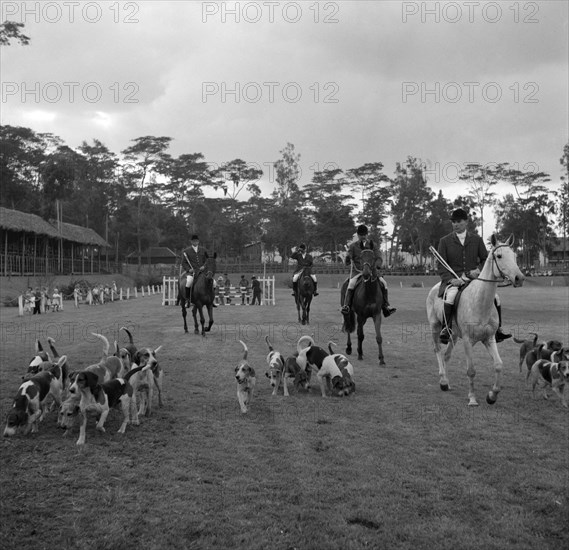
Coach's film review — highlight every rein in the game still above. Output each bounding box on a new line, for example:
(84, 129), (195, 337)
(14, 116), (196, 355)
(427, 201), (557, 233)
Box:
(471, 244), (513, 287)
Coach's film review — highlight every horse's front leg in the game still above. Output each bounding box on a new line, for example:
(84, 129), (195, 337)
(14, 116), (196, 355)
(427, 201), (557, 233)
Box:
(192, 307), (200, 334)
(181, 303), (188, 333)
(296, 298), (302, 324)
(483, 339), (503, 404)
(356, 317), (365, 360)
(199, 307), (206, 336)
(431, 326), (453, 391)
(345, 332), (352, 356)
(205, 305), (214, 332)
(463, 339), (479, 406)
(373, 314), (385, 366)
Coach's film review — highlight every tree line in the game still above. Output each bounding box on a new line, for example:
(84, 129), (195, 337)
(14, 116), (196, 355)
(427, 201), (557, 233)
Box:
(1, 125), (567, 267)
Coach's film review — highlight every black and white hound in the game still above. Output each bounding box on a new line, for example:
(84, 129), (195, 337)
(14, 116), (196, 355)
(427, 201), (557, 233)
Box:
(529, 359), (569, 408)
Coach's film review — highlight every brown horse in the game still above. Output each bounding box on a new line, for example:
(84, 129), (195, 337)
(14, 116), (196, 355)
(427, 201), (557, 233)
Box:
(340, 249), (385, 365)
(295, 269), (315, 325)
(177, 255), (216, 335)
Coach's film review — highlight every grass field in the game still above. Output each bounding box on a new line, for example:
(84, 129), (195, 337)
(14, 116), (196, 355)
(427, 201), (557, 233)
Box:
(0, 284), (568, 550)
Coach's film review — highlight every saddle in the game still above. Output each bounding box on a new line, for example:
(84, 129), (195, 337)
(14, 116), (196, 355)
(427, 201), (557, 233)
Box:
(443, 280), (471, 316)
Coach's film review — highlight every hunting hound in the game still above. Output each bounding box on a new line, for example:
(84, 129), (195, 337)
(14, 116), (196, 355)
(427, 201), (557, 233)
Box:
(528, 359), (569, 408)
(68, 364), (150, 446)
(235, 340), (255, 413)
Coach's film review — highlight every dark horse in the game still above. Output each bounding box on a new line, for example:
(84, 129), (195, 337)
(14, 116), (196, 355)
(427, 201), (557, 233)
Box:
(340, 249), (385, 365)
(295, 269), (315, 325)
(177, 255), (216, 335)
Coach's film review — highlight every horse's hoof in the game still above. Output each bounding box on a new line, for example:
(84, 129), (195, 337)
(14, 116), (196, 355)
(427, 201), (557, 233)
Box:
(357, 355), (363, 361)
(194, 330), (199, 335)
(486, 392), (497, 405)
(346, 348), (352, 356)
(440, 383), (450, 391)
(379, 360), (386, 366)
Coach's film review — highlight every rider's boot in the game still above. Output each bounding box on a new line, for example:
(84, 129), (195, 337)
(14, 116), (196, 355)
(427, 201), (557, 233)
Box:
(291, 281), (298, 297)
(379, 283), (396, 317)
(341, 289), (353, 315)
(313, 280), (319, 296)
(494, 301), (511, 343)
(185, 286), (192, 308)
(439, 302), (454, 344)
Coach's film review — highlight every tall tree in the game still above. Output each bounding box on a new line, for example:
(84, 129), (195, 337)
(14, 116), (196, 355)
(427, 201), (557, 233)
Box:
(496, 165), (553, 266)
(265, 143), (304, 263)
(304, 168), (355, 254)
(558, 143), (569, 261)
(344, 162), (391, 229)
(0, 125), (46, 211)
(121, 136), (172, 266)
(0, 21), (30, 46)
(459, 163), (501, 239)
(390, 157), (434, 265)
(215, 159), (263, 221)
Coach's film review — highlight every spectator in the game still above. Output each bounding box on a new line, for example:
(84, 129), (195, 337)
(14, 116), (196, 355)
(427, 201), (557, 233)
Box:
(33, 287), (41, 315)
(251, 276), (261, 305)
(239, 275), (249, 305)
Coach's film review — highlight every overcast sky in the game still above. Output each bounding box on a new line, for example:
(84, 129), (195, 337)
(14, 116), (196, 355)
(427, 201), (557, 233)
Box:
(2, 0), (568, 234)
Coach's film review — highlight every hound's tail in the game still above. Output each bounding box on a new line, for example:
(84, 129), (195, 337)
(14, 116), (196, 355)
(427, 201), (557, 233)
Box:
(265, 335), (274, 352)
(328, 341), (338, 355)
(120, 327), (135, 344)
(35, 340), (44, 354)
(297, 335), (315, 355)
(513, 332), (538, 345)
(239, 340), (248, 360)
(92, 333), (110, 358)
(47, 337), (60, 359)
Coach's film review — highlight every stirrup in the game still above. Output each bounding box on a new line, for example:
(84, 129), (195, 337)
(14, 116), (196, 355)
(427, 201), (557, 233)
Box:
(439, 327), (452, 344)
(313, 291), (319, 296)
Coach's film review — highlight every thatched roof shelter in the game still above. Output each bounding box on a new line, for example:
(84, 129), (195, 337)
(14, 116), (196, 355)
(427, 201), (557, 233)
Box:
(55, 220), (109, 247)
(0, 207), (60, 238)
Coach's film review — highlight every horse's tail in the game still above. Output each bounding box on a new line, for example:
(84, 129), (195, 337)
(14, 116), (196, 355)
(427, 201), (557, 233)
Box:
(342, 310), (356, 334)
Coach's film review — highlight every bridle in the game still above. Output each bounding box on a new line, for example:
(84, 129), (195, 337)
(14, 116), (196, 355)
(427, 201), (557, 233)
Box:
(472, 244), (513, 287)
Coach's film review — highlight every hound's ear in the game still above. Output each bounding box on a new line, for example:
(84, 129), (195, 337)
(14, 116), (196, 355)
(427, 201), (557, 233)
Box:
(506, 234), (515, 247)
(85, 372), (99, 392)
(249, 367), (256, 377)
(490, 234), (497, 247)
(56, 355), (67, 367)
(133, 351), (142, 365)
(265, 372), (270, 378)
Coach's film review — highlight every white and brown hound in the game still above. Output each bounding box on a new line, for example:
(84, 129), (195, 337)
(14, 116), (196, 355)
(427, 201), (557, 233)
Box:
(528, 359), (569, 408)
(296, 336), (353, 397)
(525, 340), (564, 378)
(235, 340), (255, 413)
(265, 336), (287, 396)
(4, 370), (64, 437)
(130, 346), (163, 419)
(68, 364), (150, 445)
(513, 333), (538, 372)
